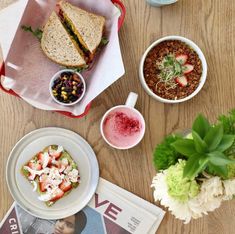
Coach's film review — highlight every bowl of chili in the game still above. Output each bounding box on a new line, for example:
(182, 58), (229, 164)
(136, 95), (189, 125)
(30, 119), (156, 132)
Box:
(139, 36), (207, 103)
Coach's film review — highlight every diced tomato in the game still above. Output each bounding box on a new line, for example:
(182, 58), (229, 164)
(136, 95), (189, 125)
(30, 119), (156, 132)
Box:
(48, 146), (63, 159)
(39, 182), (47, 192)
(50, 152), (61, 159)
(28, 161), (42, 171)
(37, 152), (44, 160)
(48, 164), (53, 169)
(38, 152), (52, 167)
(50, 188), (64, 202)
(56, 161), (62, 168)
(39, 174), (48, 192)
(59, 180), (72, 192)
(49, 150), (62, 159)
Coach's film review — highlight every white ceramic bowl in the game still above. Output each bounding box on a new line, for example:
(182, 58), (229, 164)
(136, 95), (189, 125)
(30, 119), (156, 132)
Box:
(139, 36), (207, 103)
(49, 69), (86, 106)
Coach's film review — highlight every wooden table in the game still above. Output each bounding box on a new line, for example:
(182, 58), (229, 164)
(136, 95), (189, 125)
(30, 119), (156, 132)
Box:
(1, 0), (235, 233)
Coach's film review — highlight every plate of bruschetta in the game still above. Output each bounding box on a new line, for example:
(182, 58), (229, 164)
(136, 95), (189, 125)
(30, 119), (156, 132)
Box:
(6, 127), (99, 219)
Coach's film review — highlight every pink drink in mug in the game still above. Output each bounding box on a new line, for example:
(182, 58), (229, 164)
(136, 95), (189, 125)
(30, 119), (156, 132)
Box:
(100, 92), (145, 149)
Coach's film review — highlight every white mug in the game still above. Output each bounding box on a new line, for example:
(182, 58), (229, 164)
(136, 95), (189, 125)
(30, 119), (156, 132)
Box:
(100, 92), (145, 150)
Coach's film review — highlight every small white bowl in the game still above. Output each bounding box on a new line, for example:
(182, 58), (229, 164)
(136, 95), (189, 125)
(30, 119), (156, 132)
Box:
(49, 69), (86, 106)
(139, 35), (207, 103)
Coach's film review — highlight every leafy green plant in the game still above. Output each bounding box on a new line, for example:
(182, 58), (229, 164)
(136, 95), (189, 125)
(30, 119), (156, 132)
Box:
(218, 109), (235, 134)
(216, 110), (235, 178)
(171, 114), (235, 180)
(153, 134), (184, 170)
(21, 25), (43, 41)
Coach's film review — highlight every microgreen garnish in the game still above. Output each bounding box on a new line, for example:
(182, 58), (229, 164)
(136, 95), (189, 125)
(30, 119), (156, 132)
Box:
(21, 25), (43, 41)
(156, 54), (182, 89)
(156, 54), (193, 89)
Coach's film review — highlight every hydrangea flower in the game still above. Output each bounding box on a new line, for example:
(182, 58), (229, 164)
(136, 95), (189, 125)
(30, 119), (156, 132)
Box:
(166, 160), (199, 202)
(151, 161), (235, 223)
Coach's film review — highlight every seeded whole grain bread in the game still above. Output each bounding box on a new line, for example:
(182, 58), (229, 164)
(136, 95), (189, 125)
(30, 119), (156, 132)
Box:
(59, 1), (105, 55)
(41, 11), (86, 67)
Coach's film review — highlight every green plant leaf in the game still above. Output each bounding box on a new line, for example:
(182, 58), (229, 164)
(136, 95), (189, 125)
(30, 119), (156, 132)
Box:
(218, 109), (235, 134)
(204, 124), (223, 151)
(153, 134), (184, 170)
(208, 151), (234, 166)
(207, 163), (228, 178)
(192, 130), (207, 153)
(183, 154), (208, 180)
(171, 139), (196, 157)
(216, 135), (235, 152)
(192, 114), (210, 138)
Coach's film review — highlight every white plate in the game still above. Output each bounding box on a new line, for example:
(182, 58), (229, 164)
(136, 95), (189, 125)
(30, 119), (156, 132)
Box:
(6, 127), (99, 220)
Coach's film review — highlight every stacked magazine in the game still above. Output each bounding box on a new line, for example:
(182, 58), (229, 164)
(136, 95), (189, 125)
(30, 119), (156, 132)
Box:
(0, 178), (165, 234)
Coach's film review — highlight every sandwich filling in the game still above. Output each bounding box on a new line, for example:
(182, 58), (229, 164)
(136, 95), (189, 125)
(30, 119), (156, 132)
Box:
(58, 1), (107, 63)
(59, 9), (92, 62)
(59, 9), (108, 63)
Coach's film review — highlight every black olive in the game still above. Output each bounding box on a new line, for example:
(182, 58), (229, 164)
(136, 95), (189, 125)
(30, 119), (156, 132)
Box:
(61, 72), (71, 77)
(64, 86), (73, 92)
(54, 78), (61, 85)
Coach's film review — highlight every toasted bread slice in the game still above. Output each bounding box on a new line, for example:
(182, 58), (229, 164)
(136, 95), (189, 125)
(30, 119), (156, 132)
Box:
(41, 11), (86, 67)
(59, 1), (105, 55)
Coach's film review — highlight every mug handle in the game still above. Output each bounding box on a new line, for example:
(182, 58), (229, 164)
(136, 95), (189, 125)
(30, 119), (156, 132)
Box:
(125, 92), (138, 108)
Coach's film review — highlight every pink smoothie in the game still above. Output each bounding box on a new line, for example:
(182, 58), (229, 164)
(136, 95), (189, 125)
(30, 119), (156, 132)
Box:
(102, 107), (144, 148)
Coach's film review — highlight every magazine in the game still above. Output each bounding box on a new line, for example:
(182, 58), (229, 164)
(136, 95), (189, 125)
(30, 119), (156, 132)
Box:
(0, 178), (165, 234)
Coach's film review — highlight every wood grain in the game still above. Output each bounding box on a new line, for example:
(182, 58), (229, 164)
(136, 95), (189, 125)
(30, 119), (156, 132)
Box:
(1, 0), (235, 233)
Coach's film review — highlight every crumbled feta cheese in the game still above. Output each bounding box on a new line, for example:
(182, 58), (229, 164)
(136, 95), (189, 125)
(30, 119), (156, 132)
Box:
(64, 165), (72, 175)
(42, 152), (50, 169)
(24, 166), (45, 180)
(67, 169), (79, 183)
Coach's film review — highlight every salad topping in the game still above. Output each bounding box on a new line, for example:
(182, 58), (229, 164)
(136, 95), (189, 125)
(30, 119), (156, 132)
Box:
(22, 145), (80, 206)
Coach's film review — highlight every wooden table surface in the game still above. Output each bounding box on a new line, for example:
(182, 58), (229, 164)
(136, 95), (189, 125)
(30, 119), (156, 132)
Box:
(1, 0), (235, 233)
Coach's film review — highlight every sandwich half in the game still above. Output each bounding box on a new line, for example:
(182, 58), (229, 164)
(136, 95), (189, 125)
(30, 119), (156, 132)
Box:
(41, 11), (86, 67)
(59, 1), (106, 59)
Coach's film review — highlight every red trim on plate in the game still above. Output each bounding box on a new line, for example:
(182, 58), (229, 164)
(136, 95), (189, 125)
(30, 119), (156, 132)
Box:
(0, 0), (125, 118)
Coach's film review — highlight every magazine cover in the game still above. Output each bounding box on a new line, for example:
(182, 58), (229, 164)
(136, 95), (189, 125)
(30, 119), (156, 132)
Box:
(0, 179), (165, 234)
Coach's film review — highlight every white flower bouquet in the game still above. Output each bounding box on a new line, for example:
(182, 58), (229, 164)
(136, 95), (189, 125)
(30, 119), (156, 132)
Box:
(151, 110), (235, 223)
